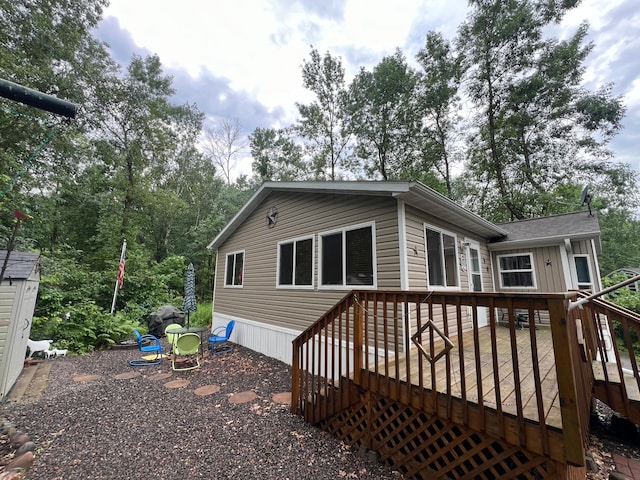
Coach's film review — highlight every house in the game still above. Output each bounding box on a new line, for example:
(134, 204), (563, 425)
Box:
(0, 250), (41, 400)
(207, 181), (601, 364)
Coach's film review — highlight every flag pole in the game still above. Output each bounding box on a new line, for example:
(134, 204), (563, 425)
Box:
(110, 239), (127, 315)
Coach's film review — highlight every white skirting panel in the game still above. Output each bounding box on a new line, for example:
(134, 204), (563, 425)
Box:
(213, 312), (301, 365)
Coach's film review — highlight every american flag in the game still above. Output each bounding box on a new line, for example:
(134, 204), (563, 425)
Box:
(116, 240), (127, 289)
(117, 257), (125, 289)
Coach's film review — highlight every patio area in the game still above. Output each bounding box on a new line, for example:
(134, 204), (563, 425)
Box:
(3, 343), (400, 480)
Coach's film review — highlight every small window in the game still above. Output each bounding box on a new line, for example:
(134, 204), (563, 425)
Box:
(278, 237), (314, 288)
(224, 251), (244, 287)
(320, 223), (375, 288)
(425, 225), (459, 288)
(498, 253), (535, 288)
(574, 256), (592, 290)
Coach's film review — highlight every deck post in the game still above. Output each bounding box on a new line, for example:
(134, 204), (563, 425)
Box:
(291, 341), (300, 414)
(548, 298), (585, 466)
(353, 294), (363, 384)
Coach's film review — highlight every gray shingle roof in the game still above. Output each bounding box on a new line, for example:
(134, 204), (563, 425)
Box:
(0, 251), (41, 281)
(491, 210), (600, 245)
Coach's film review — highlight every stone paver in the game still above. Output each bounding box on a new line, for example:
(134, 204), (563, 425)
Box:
(613, 453), (640, 479)
(164, 378), (190, 389)
(114, 371), (141, 380)
(194, 385), (220, 396)
(272, 392), (291, 404)
(229, 391), (256, 404)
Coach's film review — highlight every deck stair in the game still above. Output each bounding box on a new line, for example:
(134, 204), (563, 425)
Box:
(582, 293), (640, 427)
(592, 361), (640, 425)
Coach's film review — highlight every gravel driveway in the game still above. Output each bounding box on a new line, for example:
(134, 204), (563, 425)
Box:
(4, 344), (402, 480)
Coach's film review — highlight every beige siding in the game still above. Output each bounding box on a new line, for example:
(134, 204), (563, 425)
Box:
(403, 206), (496, 335)
(214, 192), (401, 332)
(0, 286), (17, 362)
(404, 206), (493, 293)
(492, 245), (565, 293)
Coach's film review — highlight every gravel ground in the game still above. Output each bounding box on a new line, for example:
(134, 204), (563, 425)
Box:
(5, 342), (640, 479)
(3, 344), (402, 480)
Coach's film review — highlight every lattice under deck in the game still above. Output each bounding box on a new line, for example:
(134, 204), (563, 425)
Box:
(321, 393), (561, 480)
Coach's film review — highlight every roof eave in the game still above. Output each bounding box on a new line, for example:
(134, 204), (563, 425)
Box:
(488, 231), (601, 252)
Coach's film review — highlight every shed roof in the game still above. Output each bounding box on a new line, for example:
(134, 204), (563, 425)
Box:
(0, 251), (41, 281)
(489, 211), (601, 251)
(606, 267), (640, 277)
(207, 181), (508, 250)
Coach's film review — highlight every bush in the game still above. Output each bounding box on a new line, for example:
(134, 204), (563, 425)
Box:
(188, 302), (213, 328)
(31, 301), (139, 354)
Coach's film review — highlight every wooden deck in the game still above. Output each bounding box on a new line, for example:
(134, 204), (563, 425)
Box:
(291, 290), (640, 478)
(382, 325), (562, 429)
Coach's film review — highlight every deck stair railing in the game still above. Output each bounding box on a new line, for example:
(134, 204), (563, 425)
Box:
(291, 290), (594, 467)
(577, 291), (640, 423)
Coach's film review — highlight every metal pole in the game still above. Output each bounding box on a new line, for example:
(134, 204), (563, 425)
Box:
(568, 273), (640, 311)
(0, 78), (78, 118)
(110, 240), (127, 315)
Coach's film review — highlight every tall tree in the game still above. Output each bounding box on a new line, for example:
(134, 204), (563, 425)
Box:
(415, 32), (463, 197)
(599, 209), (640, 275)
(295, 48), (351, 180)
(345, 49), (419, 180)
(0, 0), (112, 250)
(90, 55), (203, 246)
(249, 127), (306, 182)
(458, 0), (630, 221)
(201, 118), (248, 186)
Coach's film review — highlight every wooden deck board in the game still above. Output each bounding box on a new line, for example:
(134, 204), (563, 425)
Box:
(376, 325), (562, 429)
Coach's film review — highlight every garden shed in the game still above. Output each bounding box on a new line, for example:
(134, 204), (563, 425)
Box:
(0, 250), (41, 400)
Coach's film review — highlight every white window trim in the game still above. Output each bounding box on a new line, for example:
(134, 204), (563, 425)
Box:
(276, 235), (315, 289)
(497, 252), (537, 289)
(318, 221), (377, 290)
(466, 239), (483, 293)
(572, 254), (594, 290)
(224, 250), (245, 288)
(423, 223), (461, 290)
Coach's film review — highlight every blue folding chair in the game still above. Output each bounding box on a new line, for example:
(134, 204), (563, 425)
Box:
(208, 320), (235, 354)
(128, 329), (164, 366)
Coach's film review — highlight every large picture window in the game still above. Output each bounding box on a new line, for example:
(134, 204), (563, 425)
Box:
(424, 225), (459, 288)
(498, 253), (535, 288)
(320, 224), (375, 288)
(278, 237), (314, 287)
(224, 251), (244, 287)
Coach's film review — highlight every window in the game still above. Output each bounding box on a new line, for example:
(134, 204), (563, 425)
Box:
(320, 224), (375, 287)
(224, 251), (244, 287)
(573, 256), (593, 290)
(278, 237), (313, 287)
(425, 225), (459, 288)
(498, 253), (535, 288)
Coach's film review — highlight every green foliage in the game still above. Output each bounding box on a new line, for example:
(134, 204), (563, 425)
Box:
(188, 302), (213, 328)
(31, 302), (139, 354)
(598, 210), (640, 275)
(603, 274), (640, 315)
(458, 0), (632, 220)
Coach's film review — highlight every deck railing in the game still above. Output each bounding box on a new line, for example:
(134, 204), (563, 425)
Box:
(291, 290), (594, 466)
(579, 291), (640, 421)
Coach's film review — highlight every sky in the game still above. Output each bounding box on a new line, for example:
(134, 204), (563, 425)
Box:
(95, 0), (640, 179)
